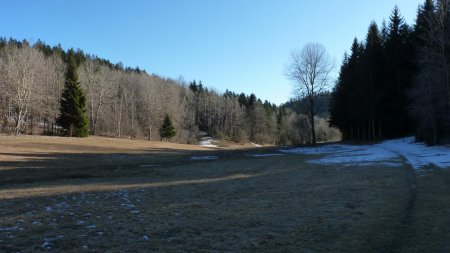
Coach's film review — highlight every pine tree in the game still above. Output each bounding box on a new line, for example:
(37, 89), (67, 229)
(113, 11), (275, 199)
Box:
(238, 93), (248, 107)
(383, 6), (415, 137)
(189, 80), (198, 93)
(159, 114), (176, 140)
(57, 56), (89, 137)
(361, 21), (384, 139)
(411, 0), (450, 144)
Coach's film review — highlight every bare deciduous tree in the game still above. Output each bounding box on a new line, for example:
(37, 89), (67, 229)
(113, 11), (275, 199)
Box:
(285, 43), (334, 144)
(0, 39), (337, 145)
(0, 46), (47, 134)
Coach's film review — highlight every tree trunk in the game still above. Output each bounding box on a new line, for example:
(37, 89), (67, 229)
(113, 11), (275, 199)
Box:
(310, 113), (316, 145)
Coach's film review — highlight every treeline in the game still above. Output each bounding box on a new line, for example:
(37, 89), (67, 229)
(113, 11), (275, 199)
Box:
(330, 0), (450, 144)
(284, 92), (332, 118)
(0, 37), (339, 144)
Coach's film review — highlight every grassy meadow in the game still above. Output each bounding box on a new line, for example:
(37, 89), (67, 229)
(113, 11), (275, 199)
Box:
(0, 136), (450, 252)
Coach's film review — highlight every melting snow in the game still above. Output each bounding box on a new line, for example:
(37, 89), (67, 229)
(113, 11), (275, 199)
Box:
(281, 137), (450, 169)
(199, 137), (218, 148)
(252, 154), (286, 157)
(0, 226), (19, 231)
(191, 156), (218, 160)
(380, 137), (450, 169)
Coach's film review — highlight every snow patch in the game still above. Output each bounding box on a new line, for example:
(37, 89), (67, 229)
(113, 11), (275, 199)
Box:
(0, 226), (20, 231)
(199, 137), (218, 148)
(280, 137), (450, 169)
(380, 137), (450, 169)
(191, 156), (218, 160)
(252, 154), (286, 157)
(251, 142), (262, 147)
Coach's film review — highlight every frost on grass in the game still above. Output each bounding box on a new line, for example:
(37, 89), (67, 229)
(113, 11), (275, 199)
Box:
(281, 137), (450, 169)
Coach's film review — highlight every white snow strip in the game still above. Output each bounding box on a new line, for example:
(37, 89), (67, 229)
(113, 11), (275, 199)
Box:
(379, 137), (450, 169)
(0, 226), (19, 231)
(199, 137), (218, 148)
(251, 142), (262, 147)
(191, 156), (218, 160)
(252, 154), (286, 157)
(280, 137), (450, 169)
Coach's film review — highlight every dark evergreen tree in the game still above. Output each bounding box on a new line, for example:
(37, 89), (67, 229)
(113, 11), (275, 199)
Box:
(238, 93), (248, 107)
(159, 114), (176, 140)
(410, 0), (450, 144)
(57, 56), (89, 137)
(331, 7), (415, 141)
(361, 21), (384, 139)
(248, 93), (257, 107)
(382, 6), (415, 137)
(189, 80), (198, 93)
(414, 0), (435, 47)
(198, 81), (204, 93)
(329, 54), (351, 138)
(0, 37), (7, 50)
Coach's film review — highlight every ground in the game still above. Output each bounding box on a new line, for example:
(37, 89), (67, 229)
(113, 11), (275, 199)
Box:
(1, 135), (450, 252)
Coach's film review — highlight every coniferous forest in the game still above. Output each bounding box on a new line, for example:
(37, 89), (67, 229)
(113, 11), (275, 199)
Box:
(330, 0), (450, 145)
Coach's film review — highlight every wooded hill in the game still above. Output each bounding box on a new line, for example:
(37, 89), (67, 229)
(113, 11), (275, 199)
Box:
(329, 0), (450, 144)
(0, 38), (339, 145)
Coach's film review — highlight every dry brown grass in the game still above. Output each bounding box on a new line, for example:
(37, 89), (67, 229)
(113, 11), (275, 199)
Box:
(0, 135), (211, 155)
(1, 136), (450, 252)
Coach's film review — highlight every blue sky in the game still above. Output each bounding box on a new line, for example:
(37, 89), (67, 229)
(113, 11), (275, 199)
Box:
(3, 0), (423, 105)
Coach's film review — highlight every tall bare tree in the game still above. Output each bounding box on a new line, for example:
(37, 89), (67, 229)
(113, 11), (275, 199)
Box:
(0, 46), (46, 134)
(285, 43), (333, 144)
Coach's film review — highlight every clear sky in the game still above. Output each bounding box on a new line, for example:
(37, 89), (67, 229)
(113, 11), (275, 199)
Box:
(2, 0), (424, 105)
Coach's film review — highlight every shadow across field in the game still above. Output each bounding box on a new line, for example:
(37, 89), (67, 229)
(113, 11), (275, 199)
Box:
(0, 146), (286, 185)
(0, 150), (417, 252)
(2, 142), (450, 252)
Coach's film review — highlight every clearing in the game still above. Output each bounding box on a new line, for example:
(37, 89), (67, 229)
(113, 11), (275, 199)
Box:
(1, 135), (450, 252)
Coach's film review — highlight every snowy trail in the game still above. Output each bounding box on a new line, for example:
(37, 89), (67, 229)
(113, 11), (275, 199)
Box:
(380, 137), (450, 169)
(281, 137), (450, 169)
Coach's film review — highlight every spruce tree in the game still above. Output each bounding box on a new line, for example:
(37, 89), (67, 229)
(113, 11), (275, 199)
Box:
(361, 22), (384, 139)
(383, 6), (415, 137)
(57, 57), (89, 137)
(159, 114), (176, 140)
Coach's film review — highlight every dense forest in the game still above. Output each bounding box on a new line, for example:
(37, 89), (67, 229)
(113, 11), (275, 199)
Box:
(329, 0), (450, 145)
(0, 38), (339, 145)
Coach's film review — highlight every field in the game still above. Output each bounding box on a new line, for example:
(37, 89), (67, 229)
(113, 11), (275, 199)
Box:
(1, 136), (450, 252)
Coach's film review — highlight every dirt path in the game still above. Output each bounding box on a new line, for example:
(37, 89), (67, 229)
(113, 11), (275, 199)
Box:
(385, 165), (418, 253)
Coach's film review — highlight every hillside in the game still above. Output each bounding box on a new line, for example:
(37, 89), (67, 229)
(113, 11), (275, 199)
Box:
(0, 38), (339, 145)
